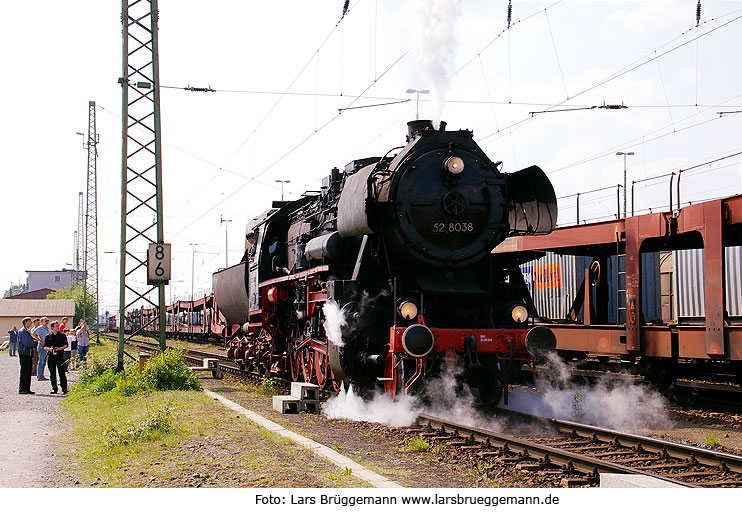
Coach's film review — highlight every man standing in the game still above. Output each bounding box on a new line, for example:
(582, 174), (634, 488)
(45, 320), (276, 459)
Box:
(8, 325), (18, 357)
(76, 319), (90, 363)
(44, 321), (68, 394)
(30, 318), (40, 376)
(59, 317), (68, 333)
(33, 317), (51, 381)
(17, 317), (36, 394)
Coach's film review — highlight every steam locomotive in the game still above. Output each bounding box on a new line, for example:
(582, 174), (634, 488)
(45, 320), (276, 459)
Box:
(214, 120), (558, 407)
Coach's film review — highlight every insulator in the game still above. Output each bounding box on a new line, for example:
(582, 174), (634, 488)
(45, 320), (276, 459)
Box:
(507, 0), (512, 28)
(696, 1), (701, 26)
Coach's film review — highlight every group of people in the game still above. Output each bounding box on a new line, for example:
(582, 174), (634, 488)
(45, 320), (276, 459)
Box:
(9, 316), (91, 395)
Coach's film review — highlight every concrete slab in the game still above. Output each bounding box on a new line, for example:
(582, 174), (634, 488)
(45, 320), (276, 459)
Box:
(600, 473), (684, 488)
(290, 382), (319, 401)
(272, 394), (301, 414)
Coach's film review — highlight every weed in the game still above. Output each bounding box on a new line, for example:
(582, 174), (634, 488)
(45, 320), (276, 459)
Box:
(326, 473), (341, 482)
(260, 376), (277, 395)
(473, 461), (491, 475)
(103, 407), (174, 447)
(403, 437), (430, 453)
(705, 432), (721, 448)
(432, 444), (446, 455)
(341, 466), (352, 476)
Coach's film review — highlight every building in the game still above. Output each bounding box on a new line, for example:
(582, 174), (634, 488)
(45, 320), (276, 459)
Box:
(24, 269), (83, 293)
(0, 299), (75, 343)
(7, 288), (56, 300)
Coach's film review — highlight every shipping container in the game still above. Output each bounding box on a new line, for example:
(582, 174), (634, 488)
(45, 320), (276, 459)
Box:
(520, 251), (660, 324)
(673, 246), (742, 321)
(520, 246), (742, 325)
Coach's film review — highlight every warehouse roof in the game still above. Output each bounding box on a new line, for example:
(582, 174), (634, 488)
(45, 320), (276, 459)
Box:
(0, 299), (75, 317)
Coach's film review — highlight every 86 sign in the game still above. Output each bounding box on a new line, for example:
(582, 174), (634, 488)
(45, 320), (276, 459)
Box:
(147, 243), (171, 285)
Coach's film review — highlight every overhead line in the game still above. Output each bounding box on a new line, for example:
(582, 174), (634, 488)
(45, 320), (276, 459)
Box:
(477, 12), (742, 145)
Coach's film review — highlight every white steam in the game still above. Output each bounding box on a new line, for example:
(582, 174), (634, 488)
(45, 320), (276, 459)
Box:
(505, 352), (672, 433)
(322, 384), (419, 428)
(408, 0), (462, 121)
(322, 300), (345, 349)
(320, 303), (670, 434)
(322, 355), (503, 433)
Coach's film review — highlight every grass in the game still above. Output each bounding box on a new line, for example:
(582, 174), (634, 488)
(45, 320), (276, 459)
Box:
(705, 431), (722, 448)
(58, 347), (369, 487)
(402, 437), (431, 453)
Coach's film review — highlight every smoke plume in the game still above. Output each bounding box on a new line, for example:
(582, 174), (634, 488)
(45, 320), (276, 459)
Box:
(408, 0), (462, 121)
(505, 352), (672, 433)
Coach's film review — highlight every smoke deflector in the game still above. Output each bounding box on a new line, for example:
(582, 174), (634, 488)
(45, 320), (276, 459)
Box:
(507, 165), (558, 235)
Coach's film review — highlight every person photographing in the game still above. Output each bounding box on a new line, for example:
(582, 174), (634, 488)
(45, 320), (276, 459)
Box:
(44, 321), (68, 394)
(75, 319), (90, 364)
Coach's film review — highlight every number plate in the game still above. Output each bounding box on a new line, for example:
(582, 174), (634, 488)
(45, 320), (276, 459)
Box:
(147, 243), (171, 285)
(431, 222), (475, 234)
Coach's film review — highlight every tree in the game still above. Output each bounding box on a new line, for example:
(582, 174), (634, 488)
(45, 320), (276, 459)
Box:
(47, 284), (97, 326)
(3, 283), (26, 298)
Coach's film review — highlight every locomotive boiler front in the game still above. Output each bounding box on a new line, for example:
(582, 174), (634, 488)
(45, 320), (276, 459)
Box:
(337, 121), (557, 271)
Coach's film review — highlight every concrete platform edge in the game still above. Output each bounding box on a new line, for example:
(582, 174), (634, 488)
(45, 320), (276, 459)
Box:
(204, 389), (402, 488)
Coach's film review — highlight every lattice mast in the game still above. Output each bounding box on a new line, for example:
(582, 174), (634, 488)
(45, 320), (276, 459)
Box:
(84, 101), (100, 337)
(74, 191), (84, 284)
(119, 0), (167, 369)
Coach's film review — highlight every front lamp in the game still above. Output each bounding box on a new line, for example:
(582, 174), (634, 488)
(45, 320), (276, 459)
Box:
(444, 156), (464, 175)
(511, 304), (529, 323)
(398, 300), (419, 321)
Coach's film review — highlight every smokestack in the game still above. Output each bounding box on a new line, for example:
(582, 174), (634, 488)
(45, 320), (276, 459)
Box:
(406, 120), (447, 141)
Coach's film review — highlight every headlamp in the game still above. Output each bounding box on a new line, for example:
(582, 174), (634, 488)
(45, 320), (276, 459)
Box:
(444, 156), (464, 175)
(398, 300), (419, 321)
(511, 304), (528, 323)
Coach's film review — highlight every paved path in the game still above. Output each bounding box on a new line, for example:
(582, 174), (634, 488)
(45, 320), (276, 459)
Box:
(0, 352), (66, 487)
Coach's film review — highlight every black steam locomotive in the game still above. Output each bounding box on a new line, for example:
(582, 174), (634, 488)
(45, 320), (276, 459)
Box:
(214, 120), (557, 407)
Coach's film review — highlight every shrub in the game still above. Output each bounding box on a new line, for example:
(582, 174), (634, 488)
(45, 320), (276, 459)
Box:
(79, 352), (119, 383)
(112, 368), (151, 397)
(142, 348), (201, 392)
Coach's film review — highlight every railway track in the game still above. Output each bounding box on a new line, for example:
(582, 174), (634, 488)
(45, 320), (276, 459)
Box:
(412, 411), (742, 487)
(111, 333), (742, 487)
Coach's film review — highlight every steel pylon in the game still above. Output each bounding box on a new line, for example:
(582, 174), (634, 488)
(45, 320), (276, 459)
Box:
(119, 0), (167, 370)
(73, 191), (84, 285)
(84, 101), (99, 339)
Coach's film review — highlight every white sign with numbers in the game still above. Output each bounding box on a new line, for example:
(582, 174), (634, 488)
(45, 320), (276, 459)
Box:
(147, 243), (171, 285)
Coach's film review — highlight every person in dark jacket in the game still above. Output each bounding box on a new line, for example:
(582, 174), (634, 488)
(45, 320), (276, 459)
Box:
(17, 317), (36, 394)
(8, 325), (18, 356)
(44, 321), (68, 394)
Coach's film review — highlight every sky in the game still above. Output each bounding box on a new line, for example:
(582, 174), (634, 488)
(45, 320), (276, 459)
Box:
(1, 0), (741, 317)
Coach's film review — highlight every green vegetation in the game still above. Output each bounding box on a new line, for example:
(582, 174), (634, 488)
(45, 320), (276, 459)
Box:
(705, 431), (722, 448)
(2, 282), (25, 298)
(260, 376), (277, 395)
(59, 346), (369, 487)
(46, 283), (97, 325)
(402, 437), (431, 453)
(71, 347), (200, 399)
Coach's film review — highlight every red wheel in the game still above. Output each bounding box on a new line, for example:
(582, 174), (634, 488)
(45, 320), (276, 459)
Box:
(301, 321), (314, 383)
(315, 350), (329, 390)
(289, 324), (302, 382)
